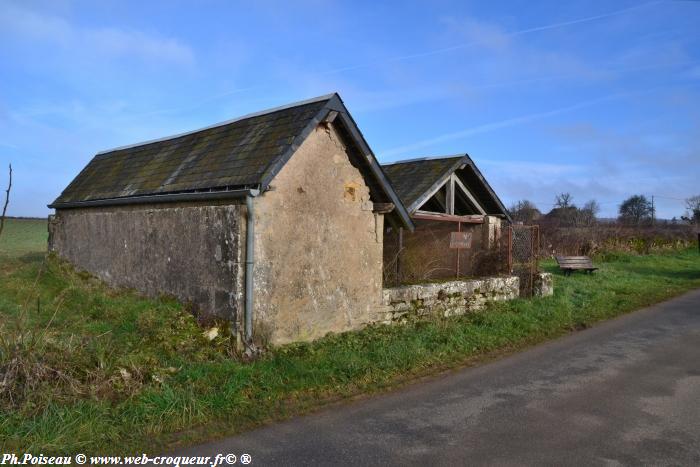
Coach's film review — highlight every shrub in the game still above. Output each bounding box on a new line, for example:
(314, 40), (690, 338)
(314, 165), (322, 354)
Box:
(537, 222), (695, 258)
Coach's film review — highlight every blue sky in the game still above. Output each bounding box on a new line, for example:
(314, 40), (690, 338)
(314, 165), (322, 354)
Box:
(1, 0), (699, 218)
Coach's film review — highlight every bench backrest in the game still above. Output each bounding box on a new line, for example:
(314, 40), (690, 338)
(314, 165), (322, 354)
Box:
(555, 256), (595, 269)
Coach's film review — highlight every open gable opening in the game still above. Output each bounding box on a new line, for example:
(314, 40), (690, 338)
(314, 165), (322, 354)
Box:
(415, 173), (486, 216)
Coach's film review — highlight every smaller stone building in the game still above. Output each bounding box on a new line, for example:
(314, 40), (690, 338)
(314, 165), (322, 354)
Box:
(381, 155), (511, 284)
(48, 94), (413, 346)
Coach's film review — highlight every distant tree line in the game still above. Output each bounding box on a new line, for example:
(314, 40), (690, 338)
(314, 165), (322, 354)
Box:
(509, 192), (599, 227)
(509, 192), (700, 227)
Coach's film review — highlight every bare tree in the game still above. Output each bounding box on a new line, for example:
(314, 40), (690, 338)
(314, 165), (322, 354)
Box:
(554, 192), (573, 209)
(578, 199), (600, 226)
(582, 200), (600, 216)
(684, 195), (700, 224)
(0, 164), (11, 239)
(508, 199), (541, 224)
(618, 195), (653, 225)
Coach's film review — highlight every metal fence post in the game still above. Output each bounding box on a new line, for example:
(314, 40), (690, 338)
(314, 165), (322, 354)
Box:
(507, 226), (513, 274)
(455, 221), (461, 278)
(397, 227), (403, 285)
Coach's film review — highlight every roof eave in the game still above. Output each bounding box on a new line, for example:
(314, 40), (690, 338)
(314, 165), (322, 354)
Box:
(406, 155), (469, 213)
(325, 95), (415, 232)
(48, 188), (259, 210)
(258, 93), (414, 232)
(462, 153), (513, 223)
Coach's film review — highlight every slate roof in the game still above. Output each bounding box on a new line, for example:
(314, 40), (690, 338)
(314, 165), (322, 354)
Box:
(382, 156), (463, 211)
(382, 154), (511, 221)
(49, 93), (414, 229)
(51, 96), (331, 205)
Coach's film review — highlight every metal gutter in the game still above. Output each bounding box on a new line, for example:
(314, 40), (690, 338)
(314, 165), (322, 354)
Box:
(48, 189), (259, 209)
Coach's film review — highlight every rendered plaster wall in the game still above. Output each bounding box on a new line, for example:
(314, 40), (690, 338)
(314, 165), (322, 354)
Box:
(379, 275), (520, 323)
(48, 202), (244, 322)
(253, 122), (385, 345)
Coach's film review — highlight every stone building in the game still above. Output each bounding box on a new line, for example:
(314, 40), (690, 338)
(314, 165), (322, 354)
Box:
(381, 155), (511, 284)
(48, 93), (413, 346)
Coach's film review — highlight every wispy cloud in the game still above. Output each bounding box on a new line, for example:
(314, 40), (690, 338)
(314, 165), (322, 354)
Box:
(478, 159), (583, 178)
(381, 92), (627, 157)
(0, 3), (194, 66)
(318, 1), (661, 75)
(382, 79), (700, 159)
(126, 0), (669, 118)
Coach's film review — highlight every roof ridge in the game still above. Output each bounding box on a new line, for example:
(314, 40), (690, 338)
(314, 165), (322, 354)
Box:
(95, 93), (338, 156)
(381, 154), (466, 166)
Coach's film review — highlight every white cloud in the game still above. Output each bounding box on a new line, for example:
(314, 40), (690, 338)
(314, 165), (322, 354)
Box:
(0, 3), (194, 66)
(478, 159), (583, 178)
(319, 1), (662, 76)
(381, 93), (624, 157)
(440, 16), (511, 51)
(85, 27), (194, 65)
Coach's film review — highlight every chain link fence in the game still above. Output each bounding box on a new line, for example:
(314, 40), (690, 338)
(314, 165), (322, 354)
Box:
(383, 220), (541, 295)
(383, 218), (509, 286)
(506, 225), (540, 297)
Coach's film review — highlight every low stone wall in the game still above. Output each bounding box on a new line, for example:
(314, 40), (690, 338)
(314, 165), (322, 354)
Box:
(379, 276), (520, 323)
(379, 273), (555, 323)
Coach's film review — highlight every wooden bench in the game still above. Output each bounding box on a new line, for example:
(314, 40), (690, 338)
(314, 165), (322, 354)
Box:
(555, 256), (598, 276)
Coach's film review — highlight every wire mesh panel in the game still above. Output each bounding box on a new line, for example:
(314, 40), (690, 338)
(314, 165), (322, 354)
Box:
(383, 218), (509, 286)
(508, 225), (540, 297)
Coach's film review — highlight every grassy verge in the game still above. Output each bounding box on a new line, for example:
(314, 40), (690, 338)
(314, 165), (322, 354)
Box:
(1, 219), (699, 454)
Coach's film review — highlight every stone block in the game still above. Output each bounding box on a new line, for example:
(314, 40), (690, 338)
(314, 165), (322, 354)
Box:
(378, 275), (523, 323)
(533, 272), (554, 297)
(386, 286), (418, 304)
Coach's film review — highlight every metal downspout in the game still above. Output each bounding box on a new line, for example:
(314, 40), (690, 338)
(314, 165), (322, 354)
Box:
(245, 192), (257, 344)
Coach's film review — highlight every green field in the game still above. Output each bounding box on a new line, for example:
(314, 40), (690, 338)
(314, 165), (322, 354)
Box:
(1, 218), (699, 455)
(0, 218), (48, 257)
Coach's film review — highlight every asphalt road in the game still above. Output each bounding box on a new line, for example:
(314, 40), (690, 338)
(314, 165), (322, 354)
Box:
(174, 289), (700, 466)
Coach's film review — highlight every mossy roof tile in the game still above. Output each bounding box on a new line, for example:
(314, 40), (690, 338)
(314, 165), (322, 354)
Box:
(382, 155), (511, 220)
(52, 97), (331, 204)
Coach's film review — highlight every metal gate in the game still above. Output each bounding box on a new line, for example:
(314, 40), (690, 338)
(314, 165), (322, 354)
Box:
(507, 225), (540, 297)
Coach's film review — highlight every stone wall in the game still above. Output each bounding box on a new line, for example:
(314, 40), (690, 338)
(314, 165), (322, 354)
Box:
(379, 276), (520, 323)
(253, 122), (385, 345)
(49, 202), (244, 322)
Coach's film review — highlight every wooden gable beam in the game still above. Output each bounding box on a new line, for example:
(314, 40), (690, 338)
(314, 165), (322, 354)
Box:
(414, 178), (448, 213)
(414, 173), (488, 216)
(453, 174), (486, 215)
(446, 175), (455, 215)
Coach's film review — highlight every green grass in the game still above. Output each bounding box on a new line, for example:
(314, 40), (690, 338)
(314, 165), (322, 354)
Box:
(1, 218), (699, 455)
(0, 218), (48, 257)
